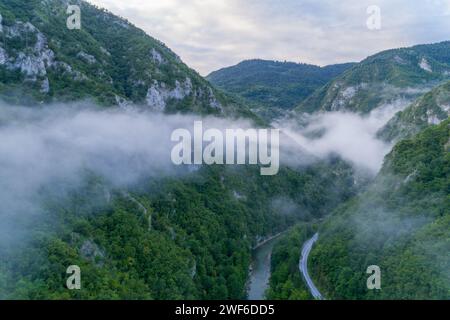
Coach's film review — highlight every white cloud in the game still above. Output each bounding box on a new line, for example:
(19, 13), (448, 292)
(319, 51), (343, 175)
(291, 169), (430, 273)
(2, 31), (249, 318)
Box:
(278, 101), (409, 173)
(88, 0), (450, 75)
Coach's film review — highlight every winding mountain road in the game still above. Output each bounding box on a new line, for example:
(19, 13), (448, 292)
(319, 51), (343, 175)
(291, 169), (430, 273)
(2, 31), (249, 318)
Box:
(299, 233), (324, 300)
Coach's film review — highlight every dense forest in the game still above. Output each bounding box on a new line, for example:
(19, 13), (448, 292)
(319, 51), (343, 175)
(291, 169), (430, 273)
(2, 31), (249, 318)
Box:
(0, 0), (258, 120)
(207, 59), (354, 120)
(296, 41), (450, 114)
(0, 0), (358, 299)
(309, 120), (450, 299)
(266, 224), (315, 300)
(380, 80), (450, 142)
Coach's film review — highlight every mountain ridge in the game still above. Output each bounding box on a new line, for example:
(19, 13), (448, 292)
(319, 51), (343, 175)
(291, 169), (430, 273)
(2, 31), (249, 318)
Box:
(295, 41), (450, 114)
(0, 0), (258, 121)
(207, 59), (355, 120)
(0, 0), (358, 300)
(379, 80), (450, 142)
(310, 119), (450, 299)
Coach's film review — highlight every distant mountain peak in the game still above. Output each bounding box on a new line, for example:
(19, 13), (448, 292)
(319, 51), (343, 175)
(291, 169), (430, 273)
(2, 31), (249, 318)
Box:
(207, 58), (355, 120)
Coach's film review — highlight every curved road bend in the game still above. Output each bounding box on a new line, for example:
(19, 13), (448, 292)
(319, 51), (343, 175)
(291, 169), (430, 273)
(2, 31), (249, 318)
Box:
(299, 233), (324, 300)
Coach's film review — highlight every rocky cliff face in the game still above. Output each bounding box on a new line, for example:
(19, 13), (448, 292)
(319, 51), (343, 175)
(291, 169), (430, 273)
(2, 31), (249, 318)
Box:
(295, 42), (450, 114)
(0, 20), (55, 92)
(0, 0), (254, 120)
(379, 80), (450, 142)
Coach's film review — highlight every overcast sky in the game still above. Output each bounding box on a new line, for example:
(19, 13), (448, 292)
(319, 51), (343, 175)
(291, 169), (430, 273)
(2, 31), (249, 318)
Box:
(88, 0), (450, 75)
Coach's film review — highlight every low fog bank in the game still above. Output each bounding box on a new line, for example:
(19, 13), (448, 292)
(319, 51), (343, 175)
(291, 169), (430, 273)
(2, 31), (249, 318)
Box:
(277, 101), (408, 174)
(0, 100), (405, 248)
(0, 103), (258, 247)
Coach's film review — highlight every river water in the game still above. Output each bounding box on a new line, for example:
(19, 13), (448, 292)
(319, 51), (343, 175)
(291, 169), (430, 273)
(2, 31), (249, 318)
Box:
(247, 236), (281, 300)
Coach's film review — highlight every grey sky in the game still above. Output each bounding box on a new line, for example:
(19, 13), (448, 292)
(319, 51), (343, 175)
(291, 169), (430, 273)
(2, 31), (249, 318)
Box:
(89, 0), (450, 75)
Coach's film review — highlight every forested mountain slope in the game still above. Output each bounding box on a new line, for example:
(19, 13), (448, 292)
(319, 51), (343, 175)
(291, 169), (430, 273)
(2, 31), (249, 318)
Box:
(380, 80), (450, 142)
(0, 0), (255, 119)
(207, 59), (354, 119)
(0, 0), (359, 299)
(296, 42), (450, 114)
(310, 120), (450, 299)
(0, 162), (358, 299)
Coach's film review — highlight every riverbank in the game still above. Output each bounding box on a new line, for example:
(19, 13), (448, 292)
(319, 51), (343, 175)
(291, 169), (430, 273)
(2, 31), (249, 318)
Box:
(299, 233), (324, 300)
(247, 232), (285, 300)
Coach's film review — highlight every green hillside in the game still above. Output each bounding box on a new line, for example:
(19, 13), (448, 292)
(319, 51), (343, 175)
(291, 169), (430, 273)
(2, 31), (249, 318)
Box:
(207, 59), (354, 120)
(296, 42), (450, 114)
(0, 0), (255, 119)
(0, 0), (358, 299)
(309, 120), (450, 299)
(0, 161), (358, 299)
(266, 224), (315, 300)
(1, 0), (448, 301)
(380, 80), (450, 142)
